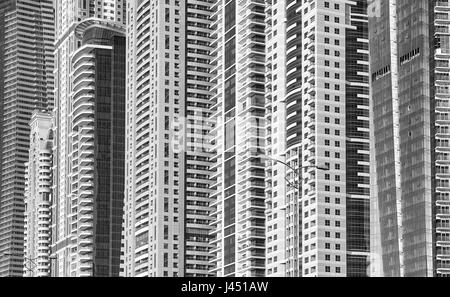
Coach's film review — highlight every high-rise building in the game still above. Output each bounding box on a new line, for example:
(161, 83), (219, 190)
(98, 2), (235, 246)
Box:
(369, 0), (436, 277)
(265, 0), (371, 277)
(53, 0), (126, 277)
(24, 111), (53, 277)
(264, 0), (303, 277)
(433, 0), (450, 277)
(181, 0), (214, 277)
(0, 0), (54, 277)
(122, 0), (214, 277)
(208, 0), (267, 277)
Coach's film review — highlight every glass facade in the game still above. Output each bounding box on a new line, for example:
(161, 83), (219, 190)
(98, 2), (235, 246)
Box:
(0, 0), (54, 277)
(345, 0), (371, 277)
(92, 33), (126, 276)
(369, 0), (435, 277)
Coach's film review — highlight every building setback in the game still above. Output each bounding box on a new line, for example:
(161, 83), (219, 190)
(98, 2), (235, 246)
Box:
(24, 111), (53, 277)
(52, 0), (126, 276)
(0, 0), (54, 277)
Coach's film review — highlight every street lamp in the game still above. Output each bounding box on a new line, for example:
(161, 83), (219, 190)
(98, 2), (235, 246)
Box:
(259, 153), (329, 276)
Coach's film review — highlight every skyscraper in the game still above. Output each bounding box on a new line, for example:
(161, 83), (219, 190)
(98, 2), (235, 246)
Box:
(181, 0), (214, 277)
(369, 0), (435, 277)
(0, 0), (54, 277)
(265, 0), (371, 277)
(434, 0), (450, 277)
(123, 0), (214, 277)
(24, 111), (53, 277)
(208, 0), (267, 277)
(52, 0), (126, 277)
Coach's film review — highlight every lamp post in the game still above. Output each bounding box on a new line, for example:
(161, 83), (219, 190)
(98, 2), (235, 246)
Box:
(259, 153), (328, 276)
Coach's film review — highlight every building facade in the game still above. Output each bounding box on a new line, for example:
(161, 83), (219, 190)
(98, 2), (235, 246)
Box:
(264, 0), (302, 277)
(122, 0), (214, 277)
(265, 0), (371, 277)
(434, 0), (450, 277)
(369, 0), (435, 277)
(0, 0), (54, 277)
(182, 0), (215, 277)
(122, 0), (186, 277)
(24, 111), (53, 277)
(53, 0), (126, 276)
(208, 0), (267, 277)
